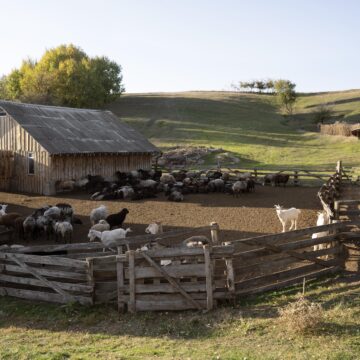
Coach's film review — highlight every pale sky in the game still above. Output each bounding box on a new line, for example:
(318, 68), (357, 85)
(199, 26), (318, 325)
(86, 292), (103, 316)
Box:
(1, 0), (359, 93)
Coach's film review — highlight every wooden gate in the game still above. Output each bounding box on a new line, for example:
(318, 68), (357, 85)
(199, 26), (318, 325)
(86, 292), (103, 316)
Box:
(0, 151), (14, 191)
(116, 245), (234, 312)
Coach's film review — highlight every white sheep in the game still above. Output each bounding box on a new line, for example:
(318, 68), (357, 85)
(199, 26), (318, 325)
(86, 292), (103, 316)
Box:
(237, 172), (252, 180)
(232, 180), (247, 197)
(88, 228), (132, 252)
(208, 178), (224, 192)
(312, 211), (330, 252)
(44, 206), (61, 219)
(88, 220), (111, 241)
(54, 221), (73, 243)
(0, 204), (8, 217)
(139, 179), (157, 188)
(160, 174), (176, 184)
(145, 222), (163, 235)
(274, 205), (301, 232)
(117, 186), (134, 199)
(90, 205), (108, 225)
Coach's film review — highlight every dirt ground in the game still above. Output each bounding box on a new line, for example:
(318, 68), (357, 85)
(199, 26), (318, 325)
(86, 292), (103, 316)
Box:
(0, 185), (322, 246)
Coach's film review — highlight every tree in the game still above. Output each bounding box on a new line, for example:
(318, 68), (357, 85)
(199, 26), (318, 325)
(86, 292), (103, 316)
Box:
(274, 80), (296, 115)
(255, 80), (265, 93)
(313, 104), (333, 124)
(265, 79), (274, 93)
(1, 44), (124, 108)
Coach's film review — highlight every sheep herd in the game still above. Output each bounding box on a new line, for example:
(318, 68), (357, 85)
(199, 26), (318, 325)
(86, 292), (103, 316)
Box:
(56, 169), (273, 203)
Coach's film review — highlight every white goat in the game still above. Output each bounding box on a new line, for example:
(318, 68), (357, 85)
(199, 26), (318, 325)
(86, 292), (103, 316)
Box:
(88, 220), (111, 241)
(145, 222), (163, 235)
(312, 211), (330, 252)
(88, 228), (132, 251)
(0, 204), (8, 217)
(90, 205), (108, 225)
(274, 205), (301, 232)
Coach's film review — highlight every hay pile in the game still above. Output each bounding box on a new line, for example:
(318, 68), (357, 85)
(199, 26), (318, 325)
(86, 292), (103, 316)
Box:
(320, 121), (360, 137)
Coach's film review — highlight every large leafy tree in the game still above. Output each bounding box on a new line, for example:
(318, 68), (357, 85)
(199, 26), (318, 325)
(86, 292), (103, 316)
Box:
(1, 44), (124, 108)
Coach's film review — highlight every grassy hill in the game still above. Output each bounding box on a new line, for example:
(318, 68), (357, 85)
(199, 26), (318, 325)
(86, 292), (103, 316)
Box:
(108, 90), (360, 169)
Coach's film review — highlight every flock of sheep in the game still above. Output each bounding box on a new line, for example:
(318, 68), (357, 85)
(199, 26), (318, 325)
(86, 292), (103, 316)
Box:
(0, 202), (209, 253)
(56, 168), (291, 203)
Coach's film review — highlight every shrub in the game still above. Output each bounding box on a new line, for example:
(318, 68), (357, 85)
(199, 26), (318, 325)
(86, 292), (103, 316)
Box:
(278, 296), (324, 334)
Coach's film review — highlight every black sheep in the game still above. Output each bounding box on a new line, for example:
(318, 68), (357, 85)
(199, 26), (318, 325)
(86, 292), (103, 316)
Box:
(106, 208), (129, 229)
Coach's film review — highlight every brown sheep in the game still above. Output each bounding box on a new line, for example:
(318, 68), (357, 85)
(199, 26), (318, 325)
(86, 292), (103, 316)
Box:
(0, 213), (22, 229)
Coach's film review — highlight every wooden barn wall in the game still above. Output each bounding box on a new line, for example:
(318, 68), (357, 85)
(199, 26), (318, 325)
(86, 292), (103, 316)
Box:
(50, 154), (153, 182)
(0, 115), (51, 194)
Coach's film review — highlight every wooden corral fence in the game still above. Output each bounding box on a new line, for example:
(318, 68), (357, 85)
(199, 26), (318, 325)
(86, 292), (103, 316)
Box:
(160, 164), (339, 186)
(317, 160), (352, 218)
(0, 220), (359, 310)
(0, 150), (14, 191)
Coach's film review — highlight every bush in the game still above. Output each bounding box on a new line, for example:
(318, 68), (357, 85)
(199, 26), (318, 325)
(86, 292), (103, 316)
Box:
(278, 296), (324, 334)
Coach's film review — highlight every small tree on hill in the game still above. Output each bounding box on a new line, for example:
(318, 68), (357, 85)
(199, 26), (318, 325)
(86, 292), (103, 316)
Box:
(313, 104), (334, 124)
(274, 79), (297, 115)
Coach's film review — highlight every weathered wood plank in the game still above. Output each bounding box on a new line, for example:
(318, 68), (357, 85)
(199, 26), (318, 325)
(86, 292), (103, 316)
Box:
(7, 254), (77, 302)
(3, 264), (88, 281)
(0, 252), (87, 269)
(235, 266), (340, 297)
(126, 263), (206, 279)
(0, 286), (92, 305)
(140, 252), (203, 310)
(135, 299), (208, 312)
(128, 251), (136, 313)
(204, 245), (213, 311)
(0, 274), (93, 293)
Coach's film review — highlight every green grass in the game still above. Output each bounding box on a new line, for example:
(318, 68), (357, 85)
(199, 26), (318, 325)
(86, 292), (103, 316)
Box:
(0, 275), (359, 359)
(108, 90), (360, 169)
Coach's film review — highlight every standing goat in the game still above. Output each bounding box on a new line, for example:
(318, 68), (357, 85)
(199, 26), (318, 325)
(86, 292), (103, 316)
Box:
(274, 205), (301, 232)
(312, 211), (331, 254)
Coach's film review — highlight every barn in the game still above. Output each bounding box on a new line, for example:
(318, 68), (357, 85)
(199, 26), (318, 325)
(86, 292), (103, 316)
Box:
(0, 100), (159, 195)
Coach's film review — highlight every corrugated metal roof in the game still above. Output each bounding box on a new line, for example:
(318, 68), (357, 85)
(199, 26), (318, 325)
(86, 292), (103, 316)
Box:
(0, 101), (159, 155)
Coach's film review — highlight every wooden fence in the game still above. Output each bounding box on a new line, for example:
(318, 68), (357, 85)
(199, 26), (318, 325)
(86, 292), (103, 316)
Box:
(0, 220), (359, 310)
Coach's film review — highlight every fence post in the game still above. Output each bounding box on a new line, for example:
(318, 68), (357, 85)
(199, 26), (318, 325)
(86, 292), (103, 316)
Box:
(86, 258), (95, 305)
(336, 160), (342, 187)
(254, 169), (258, 182)
(294, 170), (299, 186)
(210, 222), (220, 245)
(203, 245), (214, 311)
(117, 246), (126, 314)
(128, 250), (136, 313)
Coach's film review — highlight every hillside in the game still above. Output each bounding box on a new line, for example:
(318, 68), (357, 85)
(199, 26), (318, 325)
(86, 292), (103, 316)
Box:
(108, 90), (360, 169)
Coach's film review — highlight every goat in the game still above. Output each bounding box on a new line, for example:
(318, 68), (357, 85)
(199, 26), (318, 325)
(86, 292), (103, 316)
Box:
(88, 220), (111, 241)
(160, 174), (176, 184)
(88, 228), (132, 251)
(0, 204), (8, 217)
(90, 205), (108, 225)
(274, 205), (301, 232)
(312, 211), (331, 254)
(145, 222), (163, 235)
(275, 174), (290, 187)
(23, 215), (37, 240)
(55, 203), (74, 220)
(106, 208), (129, 229)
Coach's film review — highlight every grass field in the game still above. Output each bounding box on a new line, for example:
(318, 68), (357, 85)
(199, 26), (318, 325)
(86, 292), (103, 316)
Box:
(0, 275), (359, 359)
(108, 90), (360, 169)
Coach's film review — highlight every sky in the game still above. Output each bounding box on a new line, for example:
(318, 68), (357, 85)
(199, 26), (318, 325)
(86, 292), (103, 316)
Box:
(0, 0), (359, 93)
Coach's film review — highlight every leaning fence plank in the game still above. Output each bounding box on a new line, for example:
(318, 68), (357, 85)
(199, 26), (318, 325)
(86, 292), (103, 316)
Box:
(128, 251), (136, 313)
(117, 247), (125, 313)
(203, 245), (214, 311)
(7, 254), (77, 303)
(140, 252), (203, 310)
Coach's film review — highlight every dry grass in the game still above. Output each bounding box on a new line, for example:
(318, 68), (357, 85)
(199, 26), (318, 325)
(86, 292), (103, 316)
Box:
(278, 295), (324, 334)
(320, 121), (360, 137)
